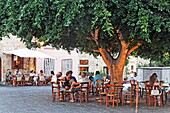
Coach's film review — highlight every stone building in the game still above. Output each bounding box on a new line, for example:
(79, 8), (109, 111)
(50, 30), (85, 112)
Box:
(0, 35), (36, 82)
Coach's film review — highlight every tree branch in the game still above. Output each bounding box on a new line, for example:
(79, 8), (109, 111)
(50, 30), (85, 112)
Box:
(99, 48), (115, 66)
(94, 29), (99, 46)
(86, 37), (94, 40)
(93, 50), (100, 52)
(127, 43), (141, 55)
(86, 29), (100, 46)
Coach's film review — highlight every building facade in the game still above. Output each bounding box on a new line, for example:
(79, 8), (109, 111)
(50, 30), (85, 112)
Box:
(0, 35), (36, 82)
(0, 35), (150, 82)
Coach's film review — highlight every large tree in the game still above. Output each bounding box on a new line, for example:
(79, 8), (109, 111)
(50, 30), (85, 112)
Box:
(1, 0), (170, 83)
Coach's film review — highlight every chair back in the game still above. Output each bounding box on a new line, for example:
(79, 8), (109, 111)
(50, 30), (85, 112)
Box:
(17, 76), (23, 81)
(25, 76), (30, 81)
(80, 82), (89, 92)
(105, 84), (115, 94)
(96, 79), (105, 92)
(51, 79), (61, 91)
(39, 75), (45, 81)
(96, 79), (104, 86)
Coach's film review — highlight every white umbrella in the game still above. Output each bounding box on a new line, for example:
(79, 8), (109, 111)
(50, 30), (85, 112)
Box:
(4, 48), (55, 59)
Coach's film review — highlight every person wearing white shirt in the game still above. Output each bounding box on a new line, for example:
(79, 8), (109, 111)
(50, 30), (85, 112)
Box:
(15, 69), (22, 76)
(78, 72), (91, 83)
(51, 72), (62, 86)
(30, 70), (35, 76)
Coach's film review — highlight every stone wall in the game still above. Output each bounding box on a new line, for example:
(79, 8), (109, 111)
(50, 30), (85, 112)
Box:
(0, 35), (37, 82)
(1, 54), (36, 82)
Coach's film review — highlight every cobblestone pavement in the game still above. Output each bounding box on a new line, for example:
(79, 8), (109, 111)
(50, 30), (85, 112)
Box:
(0, 85), (170, 113)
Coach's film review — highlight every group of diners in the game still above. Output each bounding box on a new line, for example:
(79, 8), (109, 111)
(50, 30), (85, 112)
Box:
(51, 70), (105, 102)
(51, 71), (170, 107)
(123, 72), (170, 107)
(51, 70), (92, 102)
(5, 69), (52, 86)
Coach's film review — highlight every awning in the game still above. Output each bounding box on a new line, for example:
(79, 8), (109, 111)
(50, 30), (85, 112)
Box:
(4, 48), (55, 59)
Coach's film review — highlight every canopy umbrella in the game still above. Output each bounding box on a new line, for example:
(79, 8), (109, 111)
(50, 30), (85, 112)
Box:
(4, 48), (55, 59)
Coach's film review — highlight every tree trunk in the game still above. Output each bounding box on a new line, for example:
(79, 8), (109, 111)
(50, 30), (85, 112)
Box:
(98, 34), (140, 83)
(99, 47), (128, 84)
(109, 63), (125, 84)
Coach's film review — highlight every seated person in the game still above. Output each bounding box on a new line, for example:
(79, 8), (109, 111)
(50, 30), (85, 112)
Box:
(149, 73), (160, 86)
(38, 70), (46, 85)
(61, 71), (75, 90)
(33, 71), (38, 85)
(51, 72), (62, 86)
(68, 70), (77, 82)
(30, 70), (35, 76)
(61, 71), (79, 102)
(78, 72), (91, 83)
(68, 81), (82, 103)
(93, 71), (103, 86)
(6, 69), (13, 84)
(15, 69), (22, 76)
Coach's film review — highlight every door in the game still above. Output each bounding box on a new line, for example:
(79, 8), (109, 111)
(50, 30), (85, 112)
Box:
(44, 58), (55, 76)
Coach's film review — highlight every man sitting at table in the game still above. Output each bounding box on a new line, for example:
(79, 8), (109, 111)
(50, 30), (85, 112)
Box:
(78, 72), (91, 83)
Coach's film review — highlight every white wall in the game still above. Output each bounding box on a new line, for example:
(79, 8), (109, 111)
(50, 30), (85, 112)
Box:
(137, 67), (170, 83)
(36, 48), (107, 79)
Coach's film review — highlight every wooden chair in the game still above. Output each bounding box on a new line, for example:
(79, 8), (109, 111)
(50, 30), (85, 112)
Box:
(148, 85), (163, 107)
(51, 80), (65, 102)
(114, 83), (124, 105)
(95, 79), (104, 95)
(144, 81), (150, 103)
(99, 87), (106, 105)
(23, 75), (31, 86)
(130, 80), (143, 97)
(6, 75), (13, 85)
(122, 84), (135, 107)
(165, 90), (170, 105)
(105, 84), (119, 107)
(78, 82), (90, 103)
(13, 75), (24, 86)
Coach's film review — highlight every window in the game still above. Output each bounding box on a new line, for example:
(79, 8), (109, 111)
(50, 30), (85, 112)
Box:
(80, 60), (88, 65)
(44, 58), (55, 76)
(62, 59), (72, 75)
(12, 55), (24, 69)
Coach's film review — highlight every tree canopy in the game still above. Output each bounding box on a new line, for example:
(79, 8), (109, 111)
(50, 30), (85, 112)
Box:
(0, 0), (170, 82)
(1, 0), (169, 58)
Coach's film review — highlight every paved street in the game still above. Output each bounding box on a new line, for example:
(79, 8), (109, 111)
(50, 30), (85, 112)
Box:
(0, 85), (170, 113)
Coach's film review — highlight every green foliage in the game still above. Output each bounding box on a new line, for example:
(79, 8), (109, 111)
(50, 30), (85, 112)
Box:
(0, 0), (170, 61)
(80, 71), (94, 75)
(149, 53), (170, 67)
(99, 70), (107, 76)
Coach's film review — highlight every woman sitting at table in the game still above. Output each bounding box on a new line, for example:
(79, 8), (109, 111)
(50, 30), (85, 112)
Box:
(61, 71), (77, 102)
(149, 73), (160, 86)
